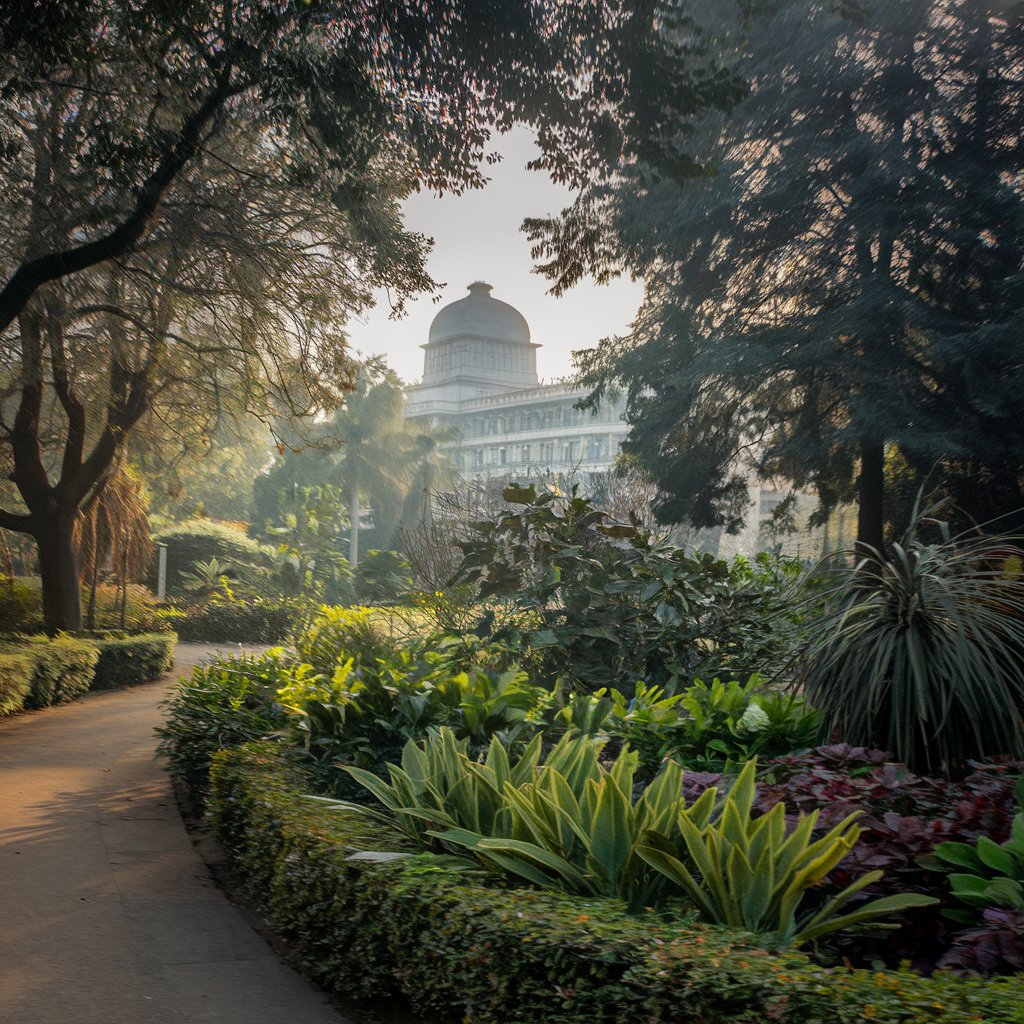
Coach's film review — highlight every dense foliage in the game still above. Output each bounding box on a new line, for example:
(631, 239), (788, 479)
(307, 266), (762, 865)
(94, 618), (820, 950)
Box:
(541, 0), (1024, 547)
(453, 485), (802, 694)
(0, 650), (33, 715)
(801, 513), (1024, 775)
(208, 743), (1024, 1023)
(90, 632), (177, 690)
(19, 635), (99, 708)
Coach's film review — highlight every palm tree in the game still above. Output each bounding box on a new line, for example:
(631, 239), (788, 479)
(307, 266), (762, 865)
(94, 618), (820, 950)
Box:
(330, 365), (407, 567)
(398, 422), (460, 535)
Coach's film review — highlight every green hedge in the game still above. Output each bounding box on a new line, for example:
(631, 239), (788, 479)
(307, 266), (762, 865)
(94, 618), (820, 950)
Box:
(20, 635), (99, 709)
(0, 651), (35, 716)
(210, 743), (1024, 1024)
(151, 519), (276, 597)
(174, 597), (304, 644)
(90, 632), (177, 690)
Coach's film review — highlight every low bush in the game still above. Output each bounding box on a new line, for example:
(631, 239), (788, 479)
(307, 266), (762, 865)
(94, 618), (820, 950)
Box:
(801, 508), (1024, 775)
(19, 635), (99, 708)
(564, 677), (819, 778)
(156, 652), (288, 809)
(354, 549), (413, 604)
(90, 632), (177, 690)
(151, 519), (277, 597)
(174, 594), (308, 644)
(0, 580), (42, 633)
(208, 743), (1024, 1024)
(0, 650), (34, 715)
(0, 578), (167, 635)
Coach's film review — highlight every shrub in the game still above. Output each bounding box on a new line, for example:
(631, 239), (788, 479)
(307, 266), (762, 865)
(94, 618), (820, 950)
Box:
(800, 508), (1024, 776)
(174, 594), (307, 644)
(18, 635), (99, 708)
(208, 742), (1024, 1024)
(90, 632), (177, 690)
(567, 677), (819, 778)
(294, 605), (401, 674)
(453, 484), (803, 693)
(335, 733), (932, 941)
(0, 650), (34, 715)
(354, 549), (413, 604)
(0, 578), (166, 635)
(0, 580), (42, 633)
(156, 652), (288, 809)
(151, 519), (276, 597)
(636, 760), (936, 946)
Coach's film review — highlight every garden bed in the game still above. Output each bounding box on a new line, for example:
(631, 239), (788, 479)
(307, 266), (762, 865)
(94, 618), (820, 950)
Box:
(209, 742), (1024, 1024)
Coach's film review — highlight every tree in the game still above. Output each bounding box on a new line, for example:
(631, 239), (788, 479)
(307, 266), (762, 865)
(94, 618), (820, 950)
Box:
(530, 0), (1024, 548)
(330, 366), (408, 567)
(1, 0), (742, 630)
(397, 422), (460, 539)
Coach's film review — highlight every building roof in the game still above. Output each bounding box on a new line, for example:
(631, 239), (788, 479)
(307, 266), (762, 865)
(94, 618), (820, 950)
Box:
(427, 281), (532, 346)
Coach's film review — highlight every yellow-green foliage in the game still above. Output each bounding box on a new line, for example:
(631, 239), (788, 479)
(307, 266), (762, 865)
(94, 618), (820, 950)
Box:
(0, 650), (34, 715)
(637, 760), (937, 946)
(19, 635), (99, 708)
(209, 743), (1024, 1024)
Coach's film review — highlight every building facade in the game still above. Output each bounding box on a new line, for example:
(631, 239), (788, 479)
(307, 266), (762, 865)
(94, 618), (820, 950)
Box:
(404, 281), (825, 558)
(404, 281), (630, 480)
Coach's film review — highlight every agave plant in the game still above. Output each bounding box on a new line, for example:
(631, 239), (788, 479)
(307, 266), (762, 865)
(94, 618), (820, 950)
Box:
(637, 760), (938, 947)
(801, 504), (1024, 775)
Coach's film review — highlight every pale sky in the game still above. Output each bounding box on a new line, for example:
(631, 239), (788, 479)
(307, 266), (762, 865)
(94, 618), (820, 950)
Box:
(344, 126), (645, 384)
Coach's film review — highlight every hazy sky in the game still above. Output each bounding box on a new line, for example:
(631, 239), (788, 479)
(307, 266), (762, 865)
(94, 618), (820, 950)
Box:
(344, 127), (645, 384)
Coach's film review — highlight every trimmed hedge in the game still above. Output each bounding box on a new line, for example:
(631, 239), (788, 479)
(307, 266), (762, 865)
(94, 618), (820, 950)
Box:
(20, 635), (99, 709)
(151, 519), (276, 597)
(0, 651), (35, 716)
(210, 743), (1024, 1024)
(174, 597), (301, 644)
(90, 632), (177, 690)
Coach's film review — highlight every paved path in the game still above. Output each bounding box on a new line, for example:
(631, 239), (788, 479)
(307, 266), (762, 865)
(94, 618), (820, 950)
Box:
(0, 642), (349, 1024)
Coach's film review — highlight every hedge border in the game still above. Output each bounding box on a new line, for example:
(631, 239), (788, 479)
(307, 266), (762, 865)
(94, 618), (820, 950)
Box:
(20, 635), (99, 708)
(209, 743), (1024, 1024)
(90, 632), (177, 690)
(0, 650), (35, 716)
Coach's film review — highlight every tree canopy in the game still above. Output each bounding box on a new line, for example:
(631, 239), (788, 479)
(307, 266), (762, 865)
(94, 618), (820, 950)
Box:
(0, 0), (743, 629)
(532, 0), (1024, 546)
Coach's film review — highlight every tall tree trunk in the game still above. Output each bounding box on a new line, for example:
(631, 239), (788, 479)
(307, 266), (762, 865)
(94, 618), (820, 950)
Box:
(349, 486), (360, 567)
(36, 509), (83, 633)
(856, 438), (886, 555)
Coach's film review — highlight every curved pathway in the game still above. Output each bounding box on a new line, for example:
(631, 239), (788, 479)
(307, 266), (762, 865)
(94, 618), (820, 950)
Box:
(0, 643), (349, 1024)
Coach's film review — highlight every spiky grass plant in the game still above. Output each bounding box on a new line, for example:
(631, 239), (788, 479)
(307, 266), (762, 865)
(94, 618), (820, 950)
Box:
(801, 506), (1024, 776)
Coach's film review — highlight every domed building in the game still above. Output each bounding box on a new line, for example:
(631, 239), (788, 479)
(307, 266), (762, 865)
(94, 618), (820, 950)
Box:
(405, 282), (630, 479)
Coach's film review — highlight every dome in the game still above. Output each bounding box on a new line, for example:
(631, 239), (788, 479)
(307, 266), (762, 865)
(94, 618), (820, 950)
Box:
(428, 281), (531, 345)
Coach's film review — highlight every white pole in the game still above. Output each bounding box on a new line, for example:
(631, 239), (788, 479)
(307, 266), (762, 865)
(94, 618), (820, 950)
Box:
(157, 543), (168, 601)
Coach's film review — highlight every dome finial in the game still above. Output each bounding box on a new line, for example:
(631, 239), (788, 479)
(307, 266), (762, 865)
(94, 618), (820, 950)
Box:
(467, 280), (493, 295)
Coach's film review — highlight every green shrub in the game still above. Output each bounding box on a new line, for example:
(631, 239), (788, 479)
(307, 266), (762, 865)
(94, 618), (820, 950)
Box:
(802, 508), (1024, 775)
(90, 632), (177, 690)
(0, 578), (166, 635)
(208, 743), (1024, 1024)
(565, 677), (819, 777)
(0, 580), (42, 633)
(337, 732), (931, 938)
(151, 519), (276, 597)
(156, 653), (288, 808)
(452, 484), (803, 694)
(354, 549), (413, 604)
(17, 635), (99, 708)
(294, 605), (400, 673)
(174, 594), (307, 644)
(0, 650), (34, 715)
(934, 789), (1024, 926)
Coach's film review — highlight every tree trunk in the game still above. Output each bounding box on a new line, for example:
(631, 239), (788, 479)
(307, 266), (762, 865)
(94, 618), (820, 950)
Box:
(856, 438), (886, 555)
(36, 509), (83, 633)
(349, 487), (360, 568)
